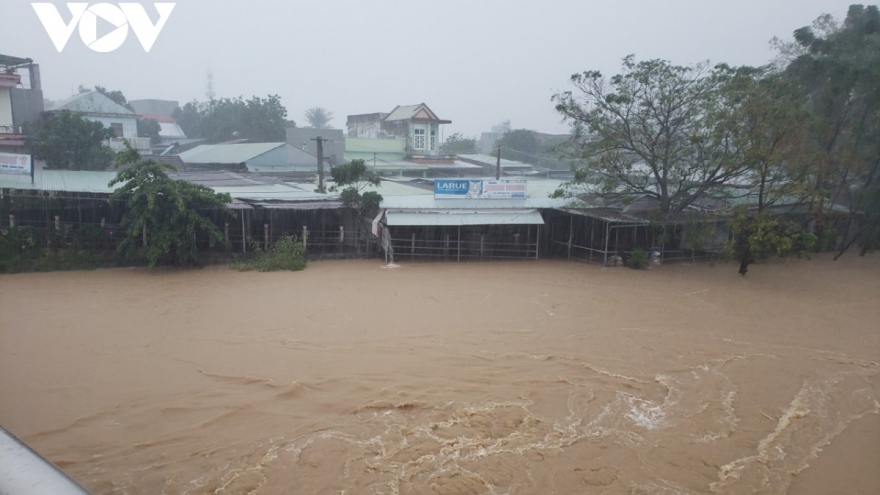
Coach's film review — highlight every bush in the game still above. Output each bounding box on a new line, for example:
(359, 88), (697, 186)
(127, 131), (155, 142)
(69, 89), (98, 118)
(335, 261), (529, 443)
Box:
(627, 249), (649, 269)
(234, 235), (307, 272)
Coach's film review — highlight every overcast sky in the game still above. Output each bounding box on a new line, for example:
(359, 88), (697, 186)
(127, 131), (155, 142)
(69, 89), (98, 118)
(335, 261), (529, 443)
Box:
(2, 0), (861, 138)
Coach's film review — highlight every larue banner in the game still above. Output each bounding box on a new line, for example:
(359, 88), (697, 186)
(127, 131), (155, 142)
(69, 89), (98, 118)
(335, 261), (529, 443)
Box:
(434, 179), (527, 199)
(0, 153), (32, 175)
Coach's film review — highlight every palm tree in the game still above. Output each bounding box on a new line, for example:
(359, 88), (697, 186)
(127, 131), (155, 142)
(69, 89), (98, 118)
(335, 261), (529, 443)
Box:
(304, 107), (334, 129)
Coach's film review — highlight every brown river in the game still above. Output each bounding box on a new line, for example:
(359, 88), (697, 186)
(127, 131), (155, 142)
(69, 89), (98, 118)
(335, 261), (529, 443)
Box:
(1, 256), (878, 495)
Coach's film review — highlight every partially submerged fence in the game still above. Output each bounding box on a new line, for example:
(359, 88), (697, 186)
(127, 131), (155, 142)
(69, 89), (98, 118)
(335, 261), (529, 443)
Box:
(382, 225), (540, 261)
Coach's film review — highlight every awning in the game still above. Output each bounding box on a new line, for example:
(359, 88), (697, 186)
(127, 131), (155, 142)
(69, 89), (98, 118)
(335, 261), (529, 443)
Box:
(385, 209), (544, 226)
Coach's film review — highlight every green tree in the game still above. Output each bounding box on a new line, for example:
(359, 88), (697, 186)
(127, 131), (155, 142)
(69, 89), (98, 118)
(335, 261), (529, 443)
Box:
(109, 145), (232, 267)
(782, 5), (880, 257)
(717, 65), (810, 212)
(329, 159), (382, 216)
(171, 95), (288, 143)
(31, 110), (115, 170)
(136, 117), (161, 145)
(94, 85), (134, 111)
(552, 56), (742, 213)
(440, 132), (477, 153)
(304, 107), (334, 129)
(725, 210), (817, 275)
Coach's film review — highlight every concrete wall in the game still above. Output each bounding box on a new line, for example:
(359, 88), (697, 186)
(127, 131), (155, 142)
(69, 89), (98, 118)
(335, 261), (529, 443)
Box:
(286, 127), (344, 165)
(0, 88), (12, 129)
(347, 113), (387, 138)
(10, 88), (44, 130)
(83, 115), (137, 138)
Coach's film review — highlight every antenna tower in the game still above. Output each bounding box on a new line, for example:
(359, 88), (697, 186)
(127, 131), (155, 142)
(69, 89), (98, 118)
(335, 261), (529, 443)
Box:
(205, 67), (215, 100)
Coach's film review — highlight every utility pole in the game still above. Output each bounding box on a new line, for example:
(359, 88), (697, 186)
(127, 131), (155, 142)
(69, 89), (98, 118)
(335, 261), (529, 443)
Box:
(496, 145), (501, 180)
(312, 136), (328, 193)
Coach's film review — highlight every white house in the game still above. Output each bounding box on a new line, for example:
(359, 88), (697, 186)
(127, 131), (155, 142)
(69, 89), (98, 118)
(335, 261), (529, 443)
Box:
(47, 91), (150, 153)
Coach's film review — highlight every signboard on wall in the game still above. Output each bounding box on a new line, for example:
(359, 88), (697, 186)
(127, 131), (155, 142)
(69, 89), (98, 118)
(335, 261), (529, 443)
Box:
(434, 179), (527, 199)
(0, 153), (32, 175)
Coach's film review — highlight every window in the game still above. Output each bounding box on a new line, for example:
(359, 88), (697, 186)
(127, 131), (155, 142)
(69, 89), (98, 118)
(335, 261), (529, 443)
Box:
(110, 123), (123, 137)
(413, 128), (425, 150)
(430, 129), (436, 150)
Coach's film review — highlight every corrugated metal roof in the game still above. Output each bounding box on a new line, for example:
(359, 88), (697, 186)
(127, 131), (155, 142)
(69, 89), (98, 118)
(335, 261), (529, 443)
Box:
(457, 154), (533, 168)
(0, 170), (117, 193)
(381, 195), (569, 210)
(386, 210), (544, 226)
(384, 104), (423, 121)
(179, 143), (286, 164)
(345, 138), (406, 153)
(158, 122), (186, 139)
(49, 91), (135, 116)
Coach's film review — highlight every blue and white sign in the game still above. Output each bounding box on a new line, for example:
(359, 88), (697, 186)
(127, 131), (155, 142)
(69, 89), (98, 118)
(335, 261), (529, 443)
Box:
(0, 153), (32, 175)
(434, 179), (527, 199)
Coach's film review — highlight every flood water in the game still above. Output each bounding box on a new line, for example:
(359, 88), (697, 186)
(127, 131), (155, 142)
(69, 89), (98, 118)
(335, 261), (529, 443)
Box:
(1, 257), (878, 494)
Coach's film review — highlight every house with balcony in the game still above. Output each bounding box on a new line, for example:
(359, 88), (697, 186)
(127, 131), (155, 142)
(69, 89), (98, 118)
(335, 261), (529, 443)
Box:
(345, 104), (479, 177)
(46, 90), (151, 154)
(0, 54), (44, 152)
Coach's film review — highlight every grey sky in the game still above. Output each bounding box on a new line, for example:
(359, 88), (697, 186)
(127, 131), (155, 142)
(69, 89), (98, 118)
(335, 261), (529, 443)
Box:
(2, 0), (860, 138)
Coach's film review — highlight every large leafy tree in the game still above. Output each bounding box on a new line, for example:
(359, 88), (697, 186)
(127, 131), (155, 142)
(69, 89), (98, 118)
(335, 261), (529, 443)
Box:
(109, 146), (232, 267)
(440, 132), (477, 153)
(32, 110), (115, 170)
(717, 65), (810, 212)
(329, 159), (382, 216)
(782, 5), (880, 256)
(172, 95), (289, 143)
(553, 56), (743, 213)
(304, 107), (334, 129)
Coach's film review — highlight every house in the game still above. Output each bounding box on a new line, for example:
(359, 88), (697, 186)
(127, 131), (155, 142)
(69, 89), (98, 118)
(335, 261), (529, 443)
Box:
(347, 103), (451, 157)
(178, 142), (319, 177)
(46, 90), (150, 153)
(129, 99), (187, 143)
(0, 54), (44, 153)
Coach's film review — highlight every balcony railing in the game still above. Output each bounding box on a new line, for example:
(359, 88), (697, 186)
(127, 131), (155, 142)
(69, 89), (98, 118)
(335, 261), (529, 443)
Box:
(108, 137), (151, 152)
(0, 125), (24, 135)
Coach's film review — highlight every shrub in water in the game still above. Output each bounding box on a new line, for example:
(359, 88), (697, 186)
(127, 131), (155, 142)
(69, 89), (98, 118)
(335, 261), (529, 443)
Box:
(627, 249), (648, 269)
(236, 235), (307, 272)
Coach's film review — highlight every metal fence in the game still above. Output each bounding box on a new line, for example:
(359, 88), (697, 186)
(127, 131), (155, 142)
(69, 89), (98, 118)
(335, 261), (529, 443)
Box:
(384, 225), (540, 261)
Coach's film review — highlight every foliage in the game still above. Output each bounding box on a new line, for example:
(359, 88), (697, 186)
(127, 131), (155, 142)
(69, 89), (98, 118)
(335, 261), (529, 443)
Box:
(109, 145), (232, 267)
(304, 107), (334, 129)
(724, 211), (817, 275)
(781, 5), (880, 257)
(234, 235), (307, 272)
(716, 65), (810, 212)
(553, 56), (742, 213)
(440, 132), (477, 153)
(172, 95), (289, 143)
(0, 227), (125, 274)
(136, 117), (162, 144)
(627, 249), (648, 270)
(329, 159), (383, 216)
(94, 85), (135, 111)
(31, 110), (116, 170)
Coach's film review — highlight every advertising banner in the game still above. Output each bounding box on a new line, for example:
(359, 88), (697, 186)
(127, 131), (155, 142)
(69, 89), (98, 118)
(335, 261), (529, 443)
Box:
(434, 179), (527, 199)
(0, 153), (31, 175)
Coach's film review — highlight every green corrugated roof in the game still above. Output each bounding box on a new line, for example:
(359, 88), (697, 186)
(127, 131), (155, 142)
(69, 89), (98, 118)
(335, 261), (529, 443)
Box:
(179, 143), (286, 164)
(345, 138), (406, 153)
(0, 170), (117, 193)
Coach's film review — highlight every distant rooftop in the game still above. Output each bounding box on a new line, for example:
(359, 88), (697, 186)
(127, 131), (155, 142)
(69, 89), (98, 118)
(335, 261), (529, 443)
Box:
(48, 91), (135, 117)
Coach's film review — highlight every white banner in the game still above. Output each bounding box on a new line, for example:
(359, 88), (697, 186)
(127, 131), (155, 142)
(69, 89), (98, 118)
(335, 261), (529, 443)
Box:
(0, 153), (31, 175)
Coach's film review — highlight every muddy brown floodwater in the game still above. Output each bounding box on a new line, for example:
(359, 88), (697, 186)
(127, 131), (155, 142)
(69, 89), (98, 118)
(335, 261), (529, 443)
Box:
(1, 256), (878, 495)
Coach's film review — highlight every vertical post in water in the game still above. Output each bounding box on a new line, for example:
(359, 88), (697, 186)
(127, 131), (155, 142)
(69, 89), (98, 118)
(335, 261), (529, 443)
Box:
(54, 215), (60, 231)
(302, 226), (308, 253)
(241, 211), (246, 253)
(264, 223), (269, 251)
